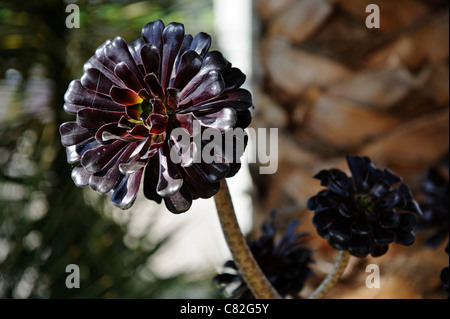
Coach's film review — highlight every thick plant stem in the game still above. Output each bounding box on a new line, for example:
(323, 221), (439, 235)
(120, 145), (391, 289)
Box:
(214, 179), (281, 299)
(308, 250), (351, 299)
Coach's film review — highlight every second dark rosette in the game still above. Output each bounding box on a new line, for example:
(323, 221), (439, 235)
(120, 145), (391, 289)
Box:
(60, 20), (252, 213)
(214, 213), (314, 299)
(308, 155), (423, 258)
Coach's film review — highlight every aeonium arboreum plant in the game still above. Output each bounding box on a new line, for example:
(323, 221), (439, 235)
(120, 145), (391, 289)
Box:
(308, 155), (423, 258)
(214, 212), (314, 299)
(60, 19), (252, 214)
(60, 20), (280, 300)
(307, 155), (423, 298)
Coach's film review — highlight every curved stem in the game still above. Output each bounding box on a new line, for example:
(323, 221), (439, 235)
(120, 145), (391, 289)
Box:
(308, 250), (350, 299)
(214, 179), (281, 299)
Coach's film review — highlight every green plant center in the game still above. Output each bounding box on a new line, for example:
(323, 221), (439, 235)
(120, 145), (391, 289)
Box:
(354, 194), (376, 213)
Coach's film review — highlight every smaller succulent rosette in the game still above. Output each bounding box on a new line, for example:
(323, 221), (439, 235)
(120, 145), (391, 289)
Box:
(308, 155), (423, 258)
(214, 213), (314, 299)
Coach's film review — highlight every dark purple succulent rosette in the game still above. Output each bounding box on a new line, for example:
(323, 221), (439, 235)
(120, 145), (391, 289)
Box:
(60, 20), (252, 213)
(214, 213), (314, 299)
(308, 155), (423, 258)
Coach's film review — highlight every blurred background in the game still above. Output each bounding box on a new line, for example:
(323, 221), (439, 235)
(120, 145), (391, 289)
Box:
(252, 0), (449, 299)
(0, 0), (448, 299)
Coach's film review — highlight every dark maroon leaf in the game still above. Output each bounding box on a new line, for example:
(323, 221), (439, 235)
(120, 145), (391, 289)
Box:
(152, 98), (166, 115)
(160, 22), (185, 90)
(165, 88), (180, 110)
(106, 37), (148, 91)
(371, 244), (389, 257)
(114, 62), (144, 94)
(346, 155), (371, 193)
(95, 39), (116, 70)
(104, 37), (135, 65)
(148, 114), (168, 134)
(129, 124), (150, 138)
(144, 73), (164, 98)
(328, 218), (352, 243)
(379, 212), (400, 228)
(179, 88), (252, 114)
(172, 35), (193, 74)
(111, 168), (144, 209)
(181, 165), (220, 199)
(126, 104), (143, 121)
(194, 161), (229, 183)
(128, 38), (145, 66)
(140, 44), (161, 76)
(190, 32), (211, 58)
(83, 55), (122, 88)
(118, 116), (133, 129)
(194, 107), (237, 132)
(143, 155), (163, 204)
(163, 183), (192, 214)
(63, 103), (83, 115)
(373, 227), (396, 245)
(81, 68), (116, 95)
(398, 213), (419, 231)
(171, 51), (202, 90)
(69, 137), (98, 162)
(156, 145), (183, 197)
(235, 110), (252, 129)
(60, 122), (92, 147)
(81, 140), (128, 173)
(95, 123), (141, 143)
(119, 158), (147, 175)
(351, 220), (373, 235)
(174, 113), (195, 136)
(221, 66), (246, 91)
(179, 51), (228, 100)
(348, 236), (371, 257)
(71, 165), (91, 187)
(77, 108), (124, 129)
(65, 80), (124, 112)
(179, 70), (225, 107)
(89, 143), (136, 193)
(110, 86), (143, 106)
(142, 20), (165, 54)
(227, 163), (242, 178)
(395, 230), (416, 246)
(312, 208), (337, 230)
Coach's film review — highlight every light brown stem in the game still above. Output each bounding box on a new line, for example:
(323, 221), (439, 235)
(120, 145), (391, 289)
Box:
(308, 250), (350, 299)
(214, 179), (281, 299)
